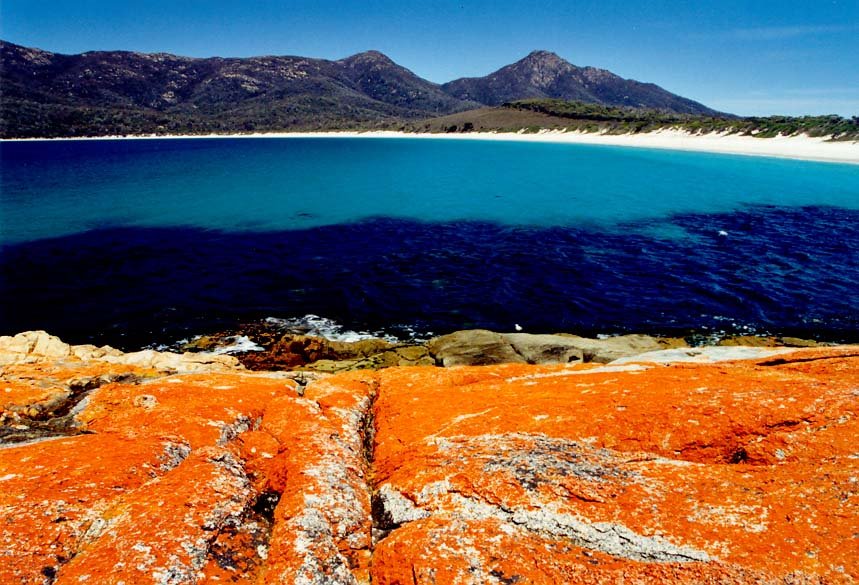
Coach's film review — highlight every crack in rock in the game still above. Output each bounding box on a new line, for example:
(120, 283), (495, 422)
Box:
(372, 484), (430, 534)
(377, 483), (712, 564)
(378, 433), (714, 564)
(0, 372), (140, 445)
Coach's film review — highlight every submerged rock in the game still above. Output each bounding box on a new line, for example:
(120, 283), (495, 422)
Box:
(1, 333), (856, 583)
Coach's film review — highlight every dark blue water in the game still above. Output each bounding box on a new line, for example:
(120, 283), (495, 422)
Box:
(1, 138), (858, 348)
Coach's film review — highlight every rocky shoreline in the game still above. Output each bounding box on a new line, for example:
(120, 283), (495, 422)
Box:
(1, 330), (856, 583)
(182, 321), (828, 372)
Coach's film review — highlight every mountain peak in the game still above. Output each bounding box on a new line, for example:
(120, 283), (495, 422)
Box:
(340, 50), (395, 65)
(442, 50), (717, 114)
(525, 50), (561, 60)
(519, 50), (568, 67)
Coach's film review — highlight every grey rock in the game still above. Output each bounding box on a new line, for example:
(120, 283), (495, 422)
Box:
(554, 334), (687, 364)
(0, 330), (71, 365)
(610, 346), (795, 365)
(429, 330), (686, 367)
(501, 333), (584, 364)
(374, 484), (430, 529)
(428, 330), (526, 367)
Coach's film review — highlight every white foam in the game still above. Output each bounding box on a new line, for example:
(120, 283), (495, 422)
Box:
(263, 314), (401, 343)
(148, 338), (189, 352)
(209, 335), (264, 355)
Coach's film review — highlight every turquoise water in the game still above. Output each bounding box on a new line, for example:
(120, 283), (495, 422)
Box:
(1, 137), (858, 348)
(2, 137), (858, 244)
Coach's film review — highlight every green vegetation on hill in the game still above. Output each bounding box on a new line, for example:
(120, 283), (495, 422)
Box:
(505, 100), (859, 140)
(414, 99), (859, 141)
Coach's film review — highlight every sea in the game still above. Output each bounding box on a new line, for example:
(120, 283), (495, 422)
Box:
(1, 137), (858, 350)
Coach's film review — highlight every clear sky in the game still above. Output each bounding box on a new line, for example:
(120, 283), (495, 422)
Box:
(2, 0), (857, 116)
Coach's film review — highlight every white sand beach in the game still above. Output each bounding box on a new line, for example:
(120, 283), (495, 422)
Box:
(6, 129), (859, 165)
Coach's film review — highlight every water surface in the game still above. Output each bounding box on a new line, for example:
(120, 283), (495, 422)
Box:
(1, 138), (857, 348)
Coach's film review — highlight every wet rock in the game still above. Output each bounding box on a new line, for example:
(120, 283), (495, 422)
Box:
(718, 335), (778, 347)
(183, 323), (827, 372)
(301, 345), (435, 373)
(428, 330), (527, 366)
(778, 336), (822, 348)
(235, 334), (403, 371)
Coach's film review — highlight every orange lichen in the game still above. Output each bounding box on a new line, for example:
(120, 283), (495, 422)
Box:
(0, 345), (856, 584)
(370, 350), (858, 583)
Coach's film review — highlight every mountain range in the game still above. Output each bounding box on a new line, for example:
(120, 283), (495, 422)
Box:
(0, 40), (719, 137)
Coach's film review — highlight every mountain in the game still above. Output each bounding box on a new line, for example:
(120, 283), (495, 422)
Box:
(0, 41), (478, 137)
(0, 41), (719, 137)
(442, 50), (717, 115)
(336, 50), (472, 115)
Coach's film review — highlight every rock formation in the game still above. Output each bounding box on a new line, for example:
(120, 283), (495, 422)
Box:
(1, 331), (856, 583)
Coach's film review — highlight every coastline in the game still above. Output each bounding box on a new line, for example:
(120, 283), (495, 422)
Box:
(4, 128), (859, 164)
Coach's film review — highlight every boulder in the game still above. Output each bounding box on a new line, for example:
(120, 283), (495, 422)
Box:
(0, 330), (241, 373)
(554, 333), (688, 363)
(429, 331), (687, 366)
(0, 330), (71, 365)
(427, 329), (526, 366)
(501, 333), (584, 364)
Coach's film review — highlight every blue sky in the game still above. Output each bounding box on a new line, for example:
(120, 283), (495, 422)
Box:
(2, 0), (857, 116)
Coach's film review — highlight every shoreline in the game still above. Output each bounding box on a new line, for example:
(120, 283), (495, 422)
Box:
(3, 128), (859, 165)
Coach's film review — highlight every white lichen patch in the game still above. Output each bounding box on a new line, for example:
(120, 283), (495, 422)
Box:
(688, 503), (770, 534)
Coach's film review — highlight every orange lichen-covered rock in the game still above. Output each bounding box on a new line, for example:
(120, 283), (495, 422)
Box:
(1, 334), (857, 584)
(370, 348), (859, 584)
(1, 335), (375, 585)
(250, 374), (377, 585)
